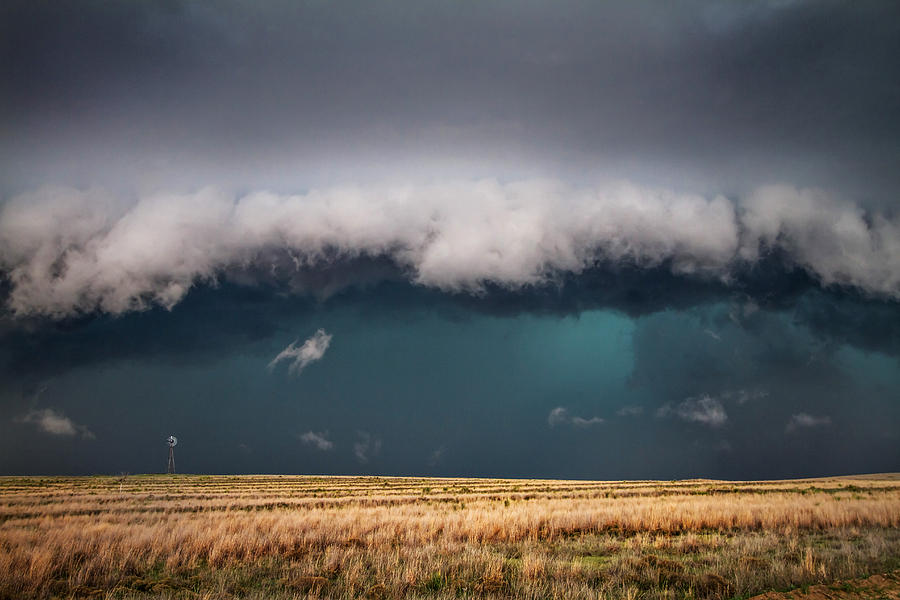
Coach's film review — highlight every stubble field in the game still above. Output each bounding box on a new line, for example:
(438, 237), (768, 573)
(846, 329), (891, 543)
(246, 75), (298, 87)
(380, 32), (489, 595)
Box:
(1, 474), (899, 599)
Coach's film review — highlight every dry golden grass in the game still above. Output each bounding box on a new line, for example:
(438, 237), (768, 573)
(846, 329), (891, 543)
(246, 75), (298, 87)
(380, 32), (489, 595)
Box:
(1, 474), (899, 599)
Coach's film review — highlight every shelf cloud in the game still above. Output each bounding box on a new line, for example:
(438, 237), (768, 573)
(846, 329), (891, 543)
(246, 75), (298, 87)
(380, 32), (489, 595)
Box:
(1, 181), (897, 319)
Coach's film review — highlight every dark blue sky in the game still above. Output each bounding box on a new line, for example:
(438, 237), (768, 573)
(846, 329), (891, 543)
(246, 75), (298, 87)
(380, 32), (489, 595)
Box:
(1, 0), (898, 477)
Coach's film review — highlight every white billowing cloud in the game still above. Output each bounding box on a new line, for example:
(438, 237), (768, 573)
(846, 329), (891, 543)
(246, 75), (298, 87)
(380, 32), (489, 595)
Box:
(547, 406), (604, 428)
(354, 431), (382, 464)
(299, 430), (334, 451)
(0, 187), (235, 316)
(657, 395), (728, 427)
(0, 181), (897, 318)
(739, 185), (900, 298)
(268, 329), (332, 375)
(786, 412), (832, 433)
(16, 408), (95, 439)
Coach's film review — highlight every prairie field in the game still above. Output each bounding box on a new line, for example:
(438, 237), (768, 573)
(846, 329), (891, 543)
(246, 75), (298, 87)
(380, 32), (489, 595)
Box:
(1, 474), (899, 600)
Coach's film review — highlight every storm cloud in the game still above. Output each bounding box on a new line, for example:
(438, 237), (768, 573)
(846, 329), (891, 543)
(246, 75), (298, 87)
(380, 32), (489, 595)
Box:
(1, 1), (898, 478)
(0, 182), (897, 319)
(3, 0), (899, 202)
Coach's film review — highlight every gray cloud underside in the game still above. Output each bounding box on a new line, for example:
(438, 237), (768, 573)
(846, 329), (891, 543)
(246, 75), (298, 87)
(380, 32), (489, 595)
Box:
(0, 180), (898, 318)
(2, 1), (899, 200)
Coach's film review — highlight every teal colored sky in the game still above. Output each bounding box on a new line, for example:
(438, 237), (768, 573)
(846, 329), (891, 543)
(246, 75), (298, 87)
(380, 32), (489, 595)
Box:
(2, 287), (897, 478)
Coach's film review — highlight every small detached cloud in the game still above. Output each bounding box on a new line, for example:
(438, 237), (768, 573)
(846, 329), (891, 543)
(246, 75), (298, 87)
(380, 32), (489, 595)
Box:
(427, 445), (446, 467)
(616, 405), (645, 417)
(299, 430), (334, 451)
(547, 407), (569, 427)
(354, 431), (382, 464)
(16, 408), (95, 439)
(657, 395), (728, 428)
(548, 406), (604, 428)
(268, 329), (332, 375)
(703, 329), (721, 341)
(786, 413), (832, 433)
(571, 416), (605, 428)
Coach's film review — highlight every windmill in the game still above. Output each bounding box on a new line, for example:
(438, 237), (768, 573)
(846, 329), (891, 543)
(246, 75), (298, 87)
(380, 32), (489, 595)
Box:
(166, 435), (177, 474)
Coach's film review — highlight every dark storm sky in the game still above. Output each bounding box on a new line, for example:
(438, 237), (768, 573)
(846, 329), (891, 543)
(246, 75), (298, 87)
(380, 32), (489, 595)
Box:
(1, 0), (898, 477)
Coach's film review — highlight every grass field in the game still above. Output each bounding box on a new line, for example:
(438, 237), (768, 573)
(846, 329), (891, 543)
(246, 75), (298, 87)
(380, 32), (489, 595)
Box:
(1, 474), (899, 599)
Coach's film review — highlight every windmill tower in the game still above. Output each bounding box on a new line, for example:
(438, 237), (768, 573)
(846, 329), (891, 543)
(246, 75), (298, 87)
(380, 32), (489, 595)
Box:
(166, 435), (177, 474)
